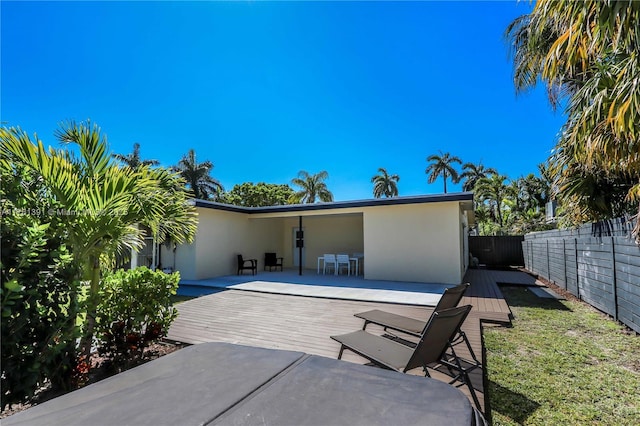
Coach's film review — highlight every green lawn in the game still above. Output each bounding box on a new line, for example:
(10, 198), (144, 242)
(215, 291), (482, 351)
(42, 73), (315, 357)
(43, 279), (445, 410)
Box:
(485, 286), (640, 425)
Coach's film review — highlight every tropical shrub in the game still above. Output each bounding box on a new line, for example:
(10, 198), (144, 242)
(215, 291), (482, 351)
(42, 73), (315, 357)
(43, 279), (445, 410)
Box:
(1, 168), (80, 410)
(95, 267), (180, 372)
(221, 182), (295, 207)
(1, 121), (197, 364)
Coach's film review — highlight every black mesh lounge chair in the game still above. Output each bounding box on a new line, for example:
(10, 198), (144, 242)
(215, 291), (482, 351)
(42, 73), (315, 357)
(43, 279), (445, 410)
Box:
(355, 283), (470, 335)
(331, 305), (481, 410)
(353, 283), (478, 365)
(237, 254), (257, 275)
(264, 253), (283, 272)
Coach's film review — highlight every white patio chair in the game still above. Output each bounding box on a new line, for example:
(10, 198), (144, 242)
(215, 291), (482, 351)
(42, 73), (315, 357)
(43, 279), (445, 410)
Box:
(336, 254), (351, 276)
(352, 252), (364, 275)
(323, 254), (337, 275)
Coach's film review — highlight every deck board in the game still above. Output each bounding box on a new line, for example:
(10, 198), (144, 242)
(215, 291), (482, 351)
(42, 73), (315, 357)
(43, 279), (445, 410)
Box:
(167, 268), (520, 414)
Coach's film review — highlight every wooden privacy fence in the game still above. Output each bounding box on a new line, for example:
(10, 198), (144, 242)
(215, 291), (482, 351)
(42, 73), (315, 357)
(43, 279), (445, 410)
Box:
(522, 217), (640, 333)
(469, 236), (524, 267)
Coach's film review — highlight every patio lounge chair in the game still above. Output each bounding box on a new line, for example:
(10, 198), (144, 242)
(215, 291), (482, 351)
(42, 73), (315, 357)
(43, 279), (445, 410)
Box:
(264, 253), (284, 272)
(354, 283), (470, 336)
(353, 283), (479, 365)
(331, 305), (481, 410)
(237, 254), (257, 275)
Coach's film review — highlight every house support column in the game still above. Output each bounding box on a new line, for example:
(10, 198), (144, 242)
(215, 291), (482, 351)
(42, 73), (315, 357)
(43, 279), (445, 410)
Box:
(298, 215), (303, 276)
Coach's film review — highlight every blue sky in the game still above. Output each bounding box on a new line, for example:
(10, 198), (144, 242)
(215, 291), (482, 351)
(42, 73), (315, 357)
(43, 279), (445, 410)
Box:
(2, 1), (566, 201)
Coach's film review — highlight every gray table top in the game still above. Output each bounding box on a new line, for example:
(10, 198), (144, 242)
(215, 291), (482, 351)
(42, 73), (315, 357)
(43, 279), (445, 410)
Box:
(4, 342), (478, 426)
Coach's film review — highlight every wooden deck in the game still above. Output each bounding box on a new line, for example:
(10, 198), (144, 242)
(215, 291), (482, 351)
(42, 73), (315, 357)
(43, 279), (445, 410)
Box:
(462, 269), (515, 324)
(166, 269), (519, 414)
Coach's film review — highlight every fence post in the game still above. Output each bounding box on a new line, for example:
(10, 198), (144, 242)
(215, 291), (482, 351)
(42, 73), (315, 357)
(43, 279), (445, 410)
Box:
(575, 238), (580, 300)
(546, 239), (551, 281)
(563, 238), (567, 289)
(531, 240), (534, 272)
(610, 236), (618, 321)
(530, 241), (534, 273)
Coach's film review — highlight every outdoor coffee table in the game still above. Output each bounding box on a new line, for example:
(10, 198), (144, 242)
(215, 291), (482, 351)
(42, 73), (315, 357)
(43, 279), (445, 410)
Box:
(4, 342), (484, 425)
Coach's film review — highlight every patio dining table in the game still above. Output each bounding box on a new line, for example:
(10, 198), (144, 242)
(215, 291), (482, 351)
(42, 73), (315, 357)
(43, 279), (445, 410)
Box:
(4, 342), (485, 426)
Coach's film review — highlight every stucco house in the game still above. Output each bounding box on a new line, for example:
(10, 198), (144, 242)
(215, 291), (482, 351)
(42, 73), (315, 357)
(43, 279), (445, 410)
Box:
(154, 192), (474, 285)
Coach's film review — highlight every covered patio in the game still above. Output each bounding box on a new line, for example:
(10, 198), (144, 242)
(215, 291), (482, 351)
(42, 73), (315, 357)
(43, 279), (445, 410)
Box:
(161, 193), (475, 285)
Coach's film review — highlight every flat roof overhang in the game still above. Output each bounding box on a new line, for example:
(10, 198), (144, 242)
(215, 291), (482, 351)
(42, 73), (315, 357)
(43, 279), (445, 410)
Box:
(194, 192), (475, 218)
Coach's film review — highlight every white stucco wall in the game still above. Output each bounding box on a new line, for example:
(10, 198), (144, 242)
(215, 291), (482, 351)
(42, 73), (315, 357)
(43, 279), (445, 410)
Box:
(170, 208), (284, 279)
(460, 210), (470, 278)
(160, 238), (197, 280)
(247, 217), (286, 270)
(194, 208), (253, 278)
(362, 201), (464, 284)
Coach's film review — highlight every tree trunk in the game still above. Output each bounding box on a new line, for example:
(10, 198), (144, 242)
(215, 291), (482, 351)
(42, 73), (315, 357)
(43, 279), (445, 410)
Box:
(443, 171), (448, 194)
(496, 200), (504, 230)
(79, 256), (101, 365)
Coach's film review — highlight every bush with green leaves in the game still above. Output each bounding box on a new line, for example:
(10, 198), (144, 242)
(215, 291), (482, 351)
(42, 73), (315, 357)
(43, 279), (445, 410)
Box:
(1, 168), (80, 411)
(95, 267), (180, 371)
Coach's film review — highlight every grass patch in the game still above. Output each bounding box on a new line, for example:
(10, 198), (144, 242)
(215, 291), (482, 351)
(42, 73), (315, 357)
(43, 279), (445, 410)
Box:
(485, 286), (640, 425)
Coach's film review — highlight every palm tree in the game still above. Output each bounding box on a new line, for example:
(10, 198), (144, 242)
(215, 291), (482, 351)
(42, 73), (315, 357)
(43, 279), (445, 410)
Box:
(0, 121), (197, 363)
(290, 170), (333, 203)
(475, 174), (510, 231)
(460, 163), (497, 192)
(173, 149), (224, 200)
(514, 173), (550, 213)
(505, 1), (640, 238)
(474, 204), (500, 236)
(112, 143), (159, 170)
(425, 151), (462, 193)
(371, 167), (399, 198)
